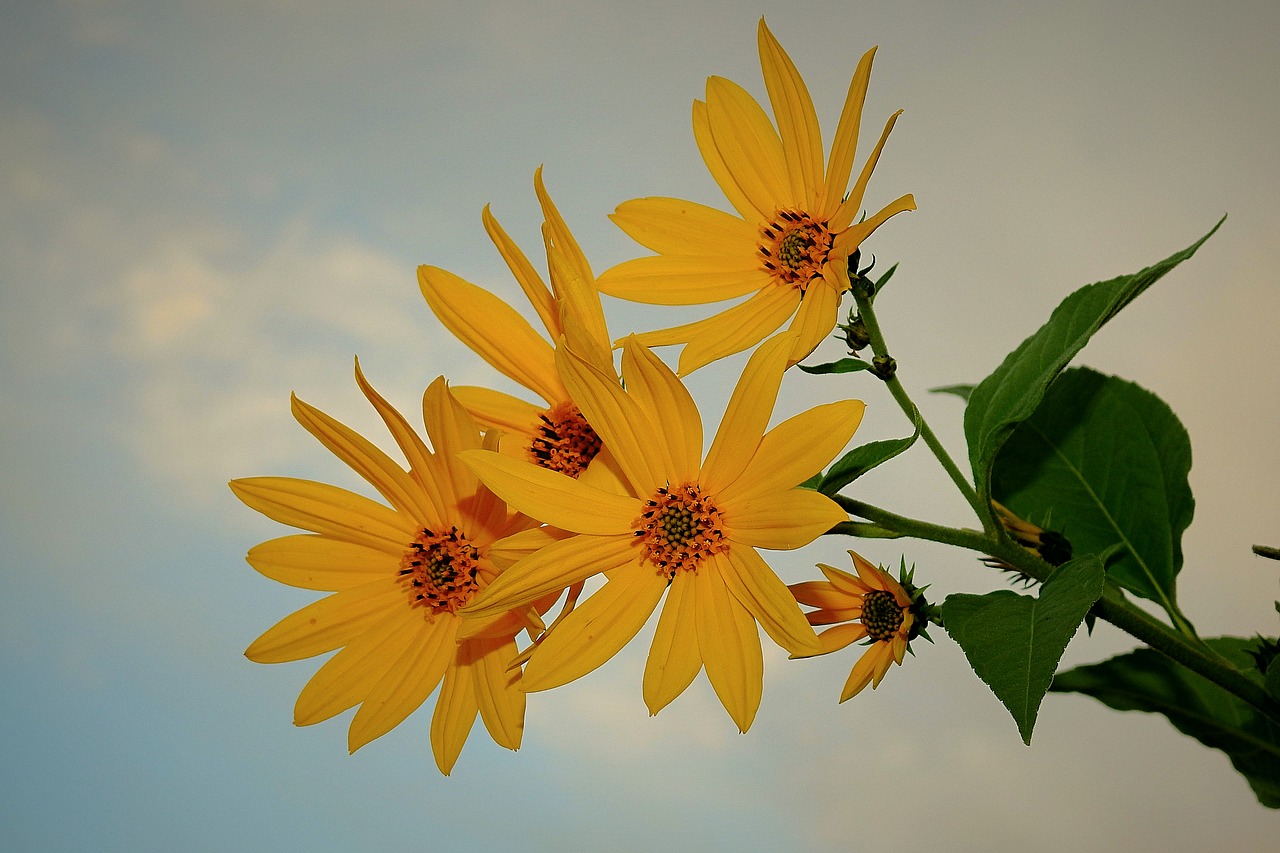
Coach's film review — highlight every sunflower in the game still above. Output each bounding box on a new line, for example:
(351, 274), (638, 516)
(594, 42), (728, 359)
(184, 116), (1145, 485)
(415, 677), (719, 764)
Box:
(458, 332), (865, 732)
(418, 168), (620, 486)
(789, 549), (915, 701)
(230, 364), (553, 774)
(597, 19), (916, 375)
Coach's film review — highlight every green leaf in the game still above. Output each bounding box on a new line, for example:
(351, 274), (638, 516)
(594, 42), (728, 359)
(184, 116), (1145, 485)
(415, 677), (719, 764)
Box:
(1052, 637), (1280, 809)
(797, 357), (873, 375)
(818, 407), (922, 495)
(1266, 662), (1280, 704)
(992, 368), (1194, 619)
(931, 384), (974, 401)
(868, 262), (897, 299)
(942, 555), (1105, 744)
(963, 219), (1222, 501)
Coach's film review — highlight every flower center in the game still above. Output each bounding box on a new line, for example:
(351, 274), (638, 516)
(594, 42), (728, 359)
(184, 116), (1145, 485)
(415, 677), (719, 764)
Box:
(399, 526), (481, 614)
(758, 209), (835, 291)
(529, 401), (602, 478)
(861, 589), (904, 642)
(633, 483), (730, 576)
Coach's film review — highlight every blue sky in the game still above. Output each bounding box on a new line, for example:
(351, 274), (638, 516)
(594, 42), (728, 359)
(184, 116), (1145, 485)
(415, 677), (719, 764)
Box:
(3, 1), (1278, 849)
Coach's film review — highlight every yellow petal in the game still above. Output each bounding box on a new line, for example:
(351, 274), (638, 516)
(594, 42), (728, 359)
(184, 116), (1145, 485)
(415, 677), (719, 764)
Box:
(245, 577), (404, 663)
(713, 547), (821, 656)
(353, 359), (447, 529)
(832, 192), (918, 254)
(230, 477), (414, 554)
(821, 46), (877, 216)
(577, 445), (631, 496)
(620, 338), (701, 482)
(482, 203), (561, 341)
(757, 20), (824, 210)
(466, 634), (525, 750)
(819, 559), (871, 595)
(463, 533), (638, 619)
(609, 197), (758, 257)
(787, 275), (842, 366)
(676, 285), (800, 376)
(642, 569), (702, 716)
(597, 254), (767, 305)
(487, 525), (573, 570)
(720, 399), (865, 503)
(555, 345), (664, 495)
(417, 264), (565, 404)
(430, 657), (479, 775)
(700, 331), (794, 491)
(450, 386), (541, 436)
(548, 248), (613, 373)
(420, 377), (487, 524)
(831, 109), (905, 232)
(535, 167), (596, 298)
(247, 534), (398, 591)
(841, 644), (888, 701)
(293, 607), (418, 725)
(693, 566), (763, 732)
(706, 75), (791, 214)
(726, 488), (847, 550)
(460, 449), (637, 534)
(291, 392), (434, 522)
(789, 581), (857, 610)
(347, 615), (456, 752)
(693, 98), (762, 221)
(521, 561), (668, 692)
(816, 622), (868, 657)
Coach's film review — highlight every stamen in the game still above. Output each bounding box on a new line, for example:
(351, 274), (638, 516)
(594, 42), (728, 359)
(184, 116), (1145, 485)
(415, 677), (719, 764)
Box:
(757, 209), (835, 292)
(399, 526), (482, 614)
(632, 483), (730, 576)
(528, 401), (602, 478)
(860, 589), (904, 641)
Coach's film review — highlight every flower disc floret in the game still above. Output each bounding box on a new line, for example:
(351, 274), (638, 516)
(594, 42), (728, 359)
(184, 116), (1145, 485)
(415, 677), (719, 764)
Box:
(399, 526), (482, 614)
(529, 401), (602, 477)
(760, 209), (835, 291)
(633, 483), (729, 576)
(859, 589), (904, 641)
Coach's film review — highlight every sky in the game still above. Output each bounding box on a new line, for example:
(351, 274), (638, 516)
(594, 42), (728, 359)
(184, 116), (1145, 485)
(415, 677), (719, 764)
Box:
(2, 0), (1278, 850)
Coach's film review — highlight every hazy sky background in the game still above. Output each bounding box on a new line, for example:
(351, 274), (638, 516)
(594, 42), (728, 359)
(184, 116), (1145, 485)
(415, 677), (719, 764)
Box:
(3, 1), (1278, 850)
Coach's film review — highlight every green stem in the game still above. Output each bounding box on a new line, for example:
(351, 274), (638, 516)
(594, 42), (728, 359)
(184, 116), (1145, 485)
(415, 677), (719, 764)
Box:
(851, 288), (993, 531)
(831, 496), (1280, 722)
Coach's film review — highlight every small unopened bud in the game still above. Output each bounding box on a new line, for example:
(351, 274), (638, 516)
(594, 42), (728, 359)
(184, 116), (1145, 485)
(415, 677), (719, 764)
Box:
(872, 354), (897, 380)
(842, 317), (871, 352)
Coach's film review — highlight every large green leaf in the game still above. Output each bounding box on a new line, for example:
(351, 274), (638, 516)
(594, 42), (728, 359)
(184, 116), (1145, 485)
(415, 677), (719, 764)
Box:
(963, 220), (1221, 500)
(1052, 637), (1280, 808)
(818, 407), (921, 496)
(942, 555), (1105, 744)
(992, 368), (1194, 618)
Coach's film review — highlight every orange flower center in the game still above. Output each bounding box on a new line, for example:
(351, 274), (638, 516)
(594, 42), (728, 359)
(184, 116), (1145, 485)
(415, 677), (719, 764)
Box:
(399, 526), (481, 614)
(758, 209), (835, 292)
(529, 401), (602, 478)
(633, 483), (729, 576)
(861, 589), (904, 641)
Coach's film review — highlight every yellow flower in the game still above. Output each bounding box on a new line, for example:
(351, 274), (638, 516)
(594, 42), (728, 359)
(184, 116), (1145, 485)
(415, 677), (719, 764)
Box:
(229, 364), (550, 775)
(598, 19), (916, 375)
(418, 168), (619, 484)
(459, 332), (865, 732)
(789, 549), (914, 701)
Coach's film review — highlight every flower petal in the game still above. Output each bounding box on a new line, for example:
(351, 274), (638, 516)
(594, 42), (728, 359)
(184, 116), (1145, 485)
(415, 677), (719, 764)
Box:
(694, 566), (763, 732)
(247, 534), (398, 591)
(693, 99), (761, 221)
(535, 167), (596, 300)
(463, 533), (638, 619)
(789, 580), (858, 610)
(720, 399), (865, 503)
(726, 488), (847, 550)
(758, 20), (824, 210)
(609, 197), (758, 257)
(821, 46), (877, 216)
(598, 254), (767, 305)
(421, 377), (488, 524)
(230, 477), (414, 554)
(430, 657), (479, 775)
(482, 204), (561, 341)
(643, 569), (702, 716)
(450, 386), (541, 436)
(706, 75), (791, 215)
(832, 191), (918, 254)
(831, 109), (906, 232)
(841, 643), (890, 701)
(460, 449), (637, 535)
(347, 615), (456, 752)
(487, 525), (573, 570)
(713, 547), (821, 656)
(677, 285), (800, 375)
(245, 577), (405, 663)
(521, 561), (668, 692)
(787, 274), (842, 366)
(467, 634), (525, 750)
(816, 622), (868, 656)
(700, 331), (794, 491)
(620, 338), (701, 482)
(555, 344), (664, 494)
(291, 392), (434, 522)
(417, 264), (565, 405)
